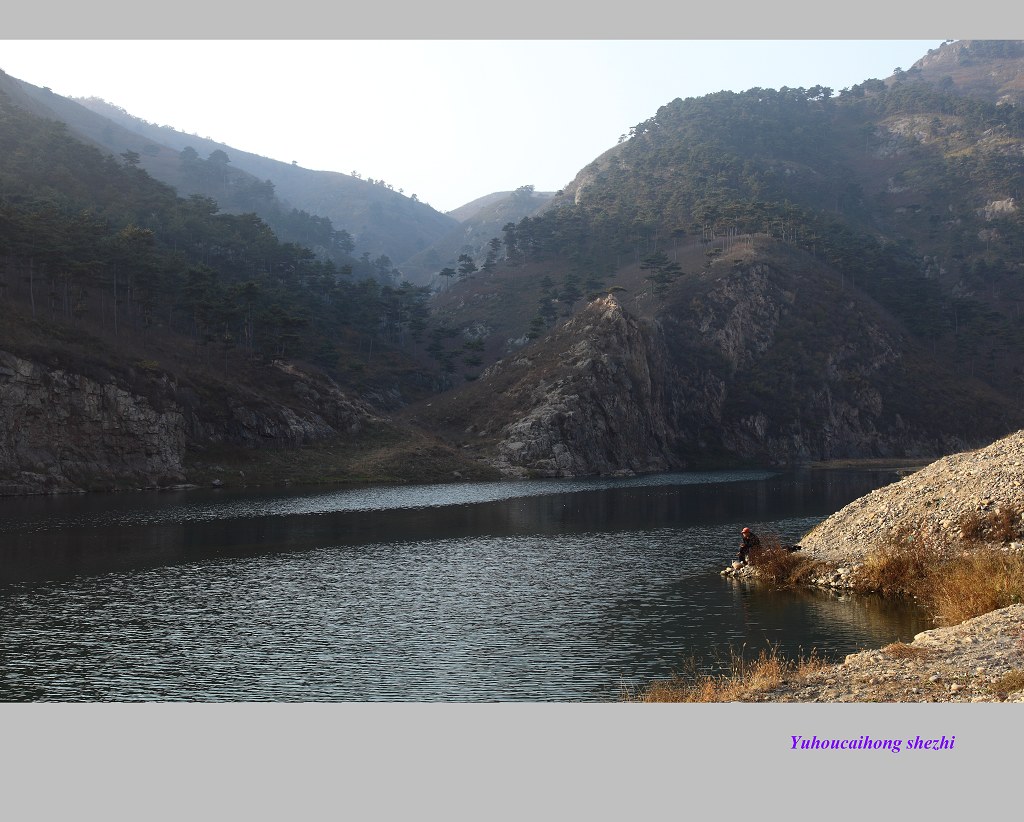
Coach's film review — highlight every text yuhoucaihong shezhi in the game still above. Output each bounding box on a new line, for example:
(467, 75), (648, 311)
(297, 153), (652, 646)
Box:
(790, 735), (955, 753)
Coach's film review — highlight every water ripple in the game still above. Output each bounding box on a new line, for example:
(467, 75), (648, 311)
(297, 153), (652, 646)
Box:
(0, 520), (925, 702)
(0, 469), (921, 702)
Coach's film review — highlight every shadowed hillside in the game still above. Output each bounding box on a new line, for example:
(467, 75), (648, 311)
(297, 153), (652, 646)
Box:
(398, 185), (559, 285)
(0, 77), (460, 270)
(396, 40), (1024, 474)
(405, 237), (1021, 476)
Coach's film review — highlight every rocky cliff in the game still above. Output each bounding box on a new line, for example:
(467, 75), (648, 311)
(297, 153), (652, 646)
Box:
(661, 250), (975, 464)
(0, 350), (186, 494)
(0, 349), (382, 495)
(409, 242), (1021, 478)
(481, 295), (680, 477)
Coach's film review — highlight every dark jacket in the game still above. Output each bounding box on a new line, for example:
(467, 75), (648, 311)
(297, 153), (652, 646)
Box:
(737, 532), (761, 561)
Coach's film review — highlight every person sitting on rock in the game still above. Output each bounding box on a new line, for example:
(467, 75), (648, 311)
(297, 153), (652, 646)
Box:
(737, 527), (761, 564)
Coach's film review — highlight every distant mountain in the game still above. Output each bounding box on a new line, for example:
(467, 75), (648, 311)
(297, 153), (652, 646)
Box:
(72, 95), (462, 268)
(0, 74), (460, 272)
(444, 187), (558, 223)
(398, 185), (558, 284)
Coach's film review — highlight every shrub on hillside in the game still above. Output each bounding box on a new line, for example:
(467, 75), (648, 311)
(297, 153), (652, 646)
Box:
(850, 524), (936, 598)
(959, 506), (1023, 543)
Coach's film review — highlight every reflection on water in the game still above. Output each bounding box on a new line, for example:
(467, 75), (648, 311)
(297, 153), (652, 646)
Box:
(0, 468), (929, 702)
(0, 470), (781, 532)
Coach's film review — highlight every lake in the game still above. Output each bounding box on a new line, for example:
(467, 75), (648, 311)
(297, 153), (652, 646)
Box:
(0, 467), (930, 702)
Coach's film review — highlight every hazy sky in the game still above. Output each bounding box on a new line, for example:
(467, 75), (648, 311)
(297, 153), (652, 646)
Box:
(0, 40), (949, 213)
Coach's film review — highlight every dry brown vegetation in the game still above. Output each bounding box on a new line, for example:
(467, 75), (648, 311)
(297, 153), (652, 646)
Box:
(880, 642), (933, 660)
(630, 645), (826, 703)
(850, 507), (1024, 626)
(850, 523), (937, 598)
(959, 506), (1024, 543)
(990, 669), (1024, 697)
(745, 532), (819, 586)
(924, 549), (1024, 626)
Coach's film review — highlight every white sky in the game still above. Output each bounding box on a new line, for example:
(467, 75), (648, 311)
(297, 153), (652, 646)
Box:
(0, 39), (948, 213)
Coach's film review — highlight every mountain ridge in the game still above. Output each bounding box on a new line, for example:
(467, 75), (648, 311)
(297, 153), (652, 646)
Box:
(0, 78), (461, 272)
(4, 40), (1024, 492)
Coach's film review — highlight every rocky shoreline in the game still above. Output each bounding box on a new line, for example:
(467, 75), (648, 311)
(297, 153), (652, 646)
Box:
(720, 429), (1024, 702)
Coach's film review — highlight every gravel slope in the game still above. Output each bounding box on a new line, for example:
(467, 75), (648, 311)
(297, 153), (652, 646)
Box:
(799, 429), (1024, 570)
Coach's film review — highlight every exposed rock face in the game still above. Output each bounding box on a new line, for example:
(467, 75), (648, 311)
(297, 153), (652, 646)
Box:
(0, 350), (186, 494)
(683, 261), (937, 463)
(0, 350), (380, 495)
(180, 360), (378, 450)
(454, 254), (1012, 478)
(690, 262), (785, 371)
(486, 296), (678, 477)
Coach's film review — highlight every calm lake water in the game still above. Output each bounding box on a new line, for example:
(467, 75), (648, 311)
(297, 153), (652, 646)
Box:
(0, 468), (930, 702)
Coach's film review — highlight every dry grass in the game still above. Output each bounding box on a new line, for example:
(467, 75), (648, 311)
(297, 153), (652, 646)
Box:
(746, 531), (820, 586)
(880, 642), (933, 660)
(960, 506), (1023, 543)
(922, 548), (1024, 626)
(850, 523), (936, 598)
(631, 645), (827, 703)
(851, 509), (1024, 625)
(990, 669), (1024, 696)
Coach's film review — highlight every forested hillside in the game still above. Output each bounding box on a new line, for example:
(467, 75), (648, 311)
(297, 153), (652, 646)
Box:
(0, 74), (460, 275)
(405, 40), (1024, 475)
(0, 84), (495, 493)
(450, 47), (1024, 401)
(71, 94), (460, 271)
